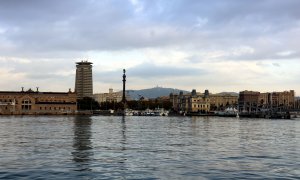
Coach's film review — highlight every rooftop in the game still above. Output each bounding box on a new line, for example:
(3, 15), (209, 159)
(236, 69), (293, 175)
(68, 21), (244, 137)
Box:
(76, 60), (93, 65)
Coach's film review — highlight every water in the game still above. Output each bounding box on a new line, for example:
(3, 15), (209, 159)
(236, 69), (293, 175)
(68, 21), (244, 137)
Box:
(0, 116), (299, 179)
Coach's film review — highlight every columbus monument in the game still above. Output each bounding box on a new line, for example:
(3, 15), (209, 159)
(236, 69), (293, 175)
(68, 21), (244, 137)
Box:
(122, 69), (127, 111)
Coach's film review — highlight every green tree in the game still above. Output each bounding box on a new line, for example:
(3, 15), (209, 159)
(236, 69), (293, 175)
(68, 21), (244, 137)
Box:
(77, 97), (100, 110)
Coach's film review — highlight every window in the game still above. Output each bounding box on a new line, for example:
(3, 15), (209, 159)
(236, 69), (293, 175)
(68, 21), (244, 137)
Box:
(21, 99), (32, 110)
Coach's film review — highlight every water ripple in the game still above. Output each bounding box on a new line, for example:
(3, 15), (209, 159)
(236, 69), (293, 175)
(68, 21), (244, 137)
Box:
(0, 116), (299, 179)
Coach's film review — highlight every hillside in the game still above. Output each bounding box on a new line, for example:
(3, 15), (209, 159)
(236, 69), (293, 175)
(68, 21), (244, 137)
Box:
(217, 92), (239, 96)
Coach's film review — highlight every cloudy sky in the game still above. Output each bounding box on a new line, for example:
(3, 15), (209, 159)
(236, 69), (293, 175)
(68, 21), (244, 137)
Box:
(1, 0), (300, 94)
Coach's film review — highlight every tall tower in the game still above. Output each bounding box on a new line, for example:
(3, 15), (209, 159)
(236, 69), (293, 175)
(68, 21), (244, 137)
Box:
(75, 61), (93, 99)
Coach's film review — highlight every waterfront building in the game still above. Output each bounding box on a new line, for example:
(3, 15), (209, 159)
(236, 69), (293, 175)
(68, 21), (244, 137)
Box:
(238, 91), (260, 112)
(295, 97), (300, 109)
(258, 90), (295, 109)
(276, 90), (295, 109)
(188, 89), (210, 113)
(170, 91), (190, 113)
(93, 88), (123, 104)
(170, 90), (238, 113)
(0, 88), (77, 115)
(209, 93), (238, 110)
(169, 93), (179, 111)
(75, 61), (93, 99)
(258, 92), (269, 107)
(170, 89), (210, 113)
(240, 90), (295, 112)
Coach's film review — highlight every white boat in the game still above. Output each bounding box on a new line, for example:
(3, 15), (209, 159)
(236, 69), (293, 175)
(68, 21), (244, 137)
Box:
(215, 107), (239, 117)
(125, 109), (133, 116)
(153, 108), (169, 116)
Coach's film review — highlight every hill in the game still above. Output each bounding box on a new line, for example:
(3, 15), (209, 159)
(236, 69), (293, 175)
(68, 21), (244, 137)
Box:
(217, 92), (239, 96)
(126, 87), (189, 100)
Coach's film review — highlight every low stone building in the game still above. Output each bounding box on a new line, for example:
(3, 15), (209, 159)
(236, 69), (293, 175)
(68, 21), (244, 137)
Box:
(94, 88), (131, 104)
(0, 88), (77, 115)
(170, 89), (210, 113)
(240, 90), (295, 112)
(209, 93), (238, 110)
(170, 90), (238, 113)
(188, 89), (210, 113)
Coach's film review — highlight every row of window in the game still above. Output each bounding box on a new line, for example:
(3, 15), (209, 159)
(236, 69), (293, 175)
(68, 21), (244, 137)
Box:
(22, 105), (31, 110)
(193, 99), (209, 102)
(0, 99), (76, 104)
(38, 99), (68, 102)
(0, 99), (14, 103)
(39, 106), (71, 111)
(0, 99), (32, 104)
(194, 104), (209, 108)
(0, 96), (16, 98)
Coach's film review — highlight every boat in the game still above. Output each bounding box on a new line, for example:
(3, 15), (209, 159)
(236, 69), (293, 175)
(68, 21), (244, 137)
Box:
(153, 108), (169, 116)
(215, 107), (239, 117)
(124, 109), (133, 116)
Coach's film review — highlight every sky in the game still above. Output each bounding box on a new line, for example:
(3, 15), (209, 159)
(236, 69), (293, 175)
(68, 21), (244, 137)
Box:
(0, 0), (300, 94)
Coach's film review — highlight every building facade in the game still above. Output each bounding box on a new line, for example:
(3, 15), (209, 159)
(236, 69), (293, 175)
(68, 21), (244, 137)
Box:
(172, 89), (296, 114)
(240, 90), (295, 112)
(0, 88), (77, 115)
(75, 61), (93, 99)
(295, 97), (300, 109)
(238, 91), (260, 112)
(170, 89), (211, 113)
(210, 93), (238, 110)
(93, 88), (123, 104)
(188, 90), (210, 113)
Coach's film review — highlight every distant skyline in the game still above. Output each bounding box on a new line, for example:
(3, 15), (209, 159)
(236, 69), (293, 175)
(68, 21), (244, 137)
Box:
(0, 0), (299, 94)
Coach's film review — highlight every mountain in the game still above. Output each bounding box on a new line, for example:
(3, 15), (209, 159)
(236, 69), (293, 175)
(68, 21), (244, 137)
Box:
(126, 87), (189, 100)
(217, 92), (239, 96)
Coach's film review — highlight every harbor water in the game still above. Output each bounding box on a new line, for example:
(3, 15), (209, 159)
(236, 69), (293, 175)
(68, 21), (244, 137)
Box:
(0, 116), (299, 179)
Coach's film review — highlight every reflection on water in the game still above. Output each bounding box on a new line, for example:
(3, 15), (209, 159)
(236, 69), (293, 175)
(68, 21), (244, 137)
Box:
(121, 116), (126, 151)
(72, 116), (93, 171)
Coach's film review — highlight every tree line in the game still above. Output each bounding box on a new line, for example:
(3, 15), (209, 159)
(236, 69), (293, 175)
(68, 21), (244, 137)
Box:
(77, 97), (172, 110)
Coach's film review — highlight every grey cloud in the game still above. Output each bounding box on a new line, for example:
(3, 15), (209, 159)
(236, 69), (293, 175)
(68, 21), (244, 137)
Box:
(272, 63), (280, 67)
(93, 62), (205, 84)
(1, 0), (300, 62)
(186, 55), (203, 63)
(93, 71), (121, 84)
(0, 57), (76, 85)
(26, 73), (72, 80)
(127, 63), (205, 78)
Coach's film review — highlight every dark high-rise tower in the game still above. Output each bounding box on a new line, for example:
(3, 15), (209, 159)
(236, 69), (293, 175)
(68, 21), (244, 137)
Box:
(75, 61), (93, 99)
